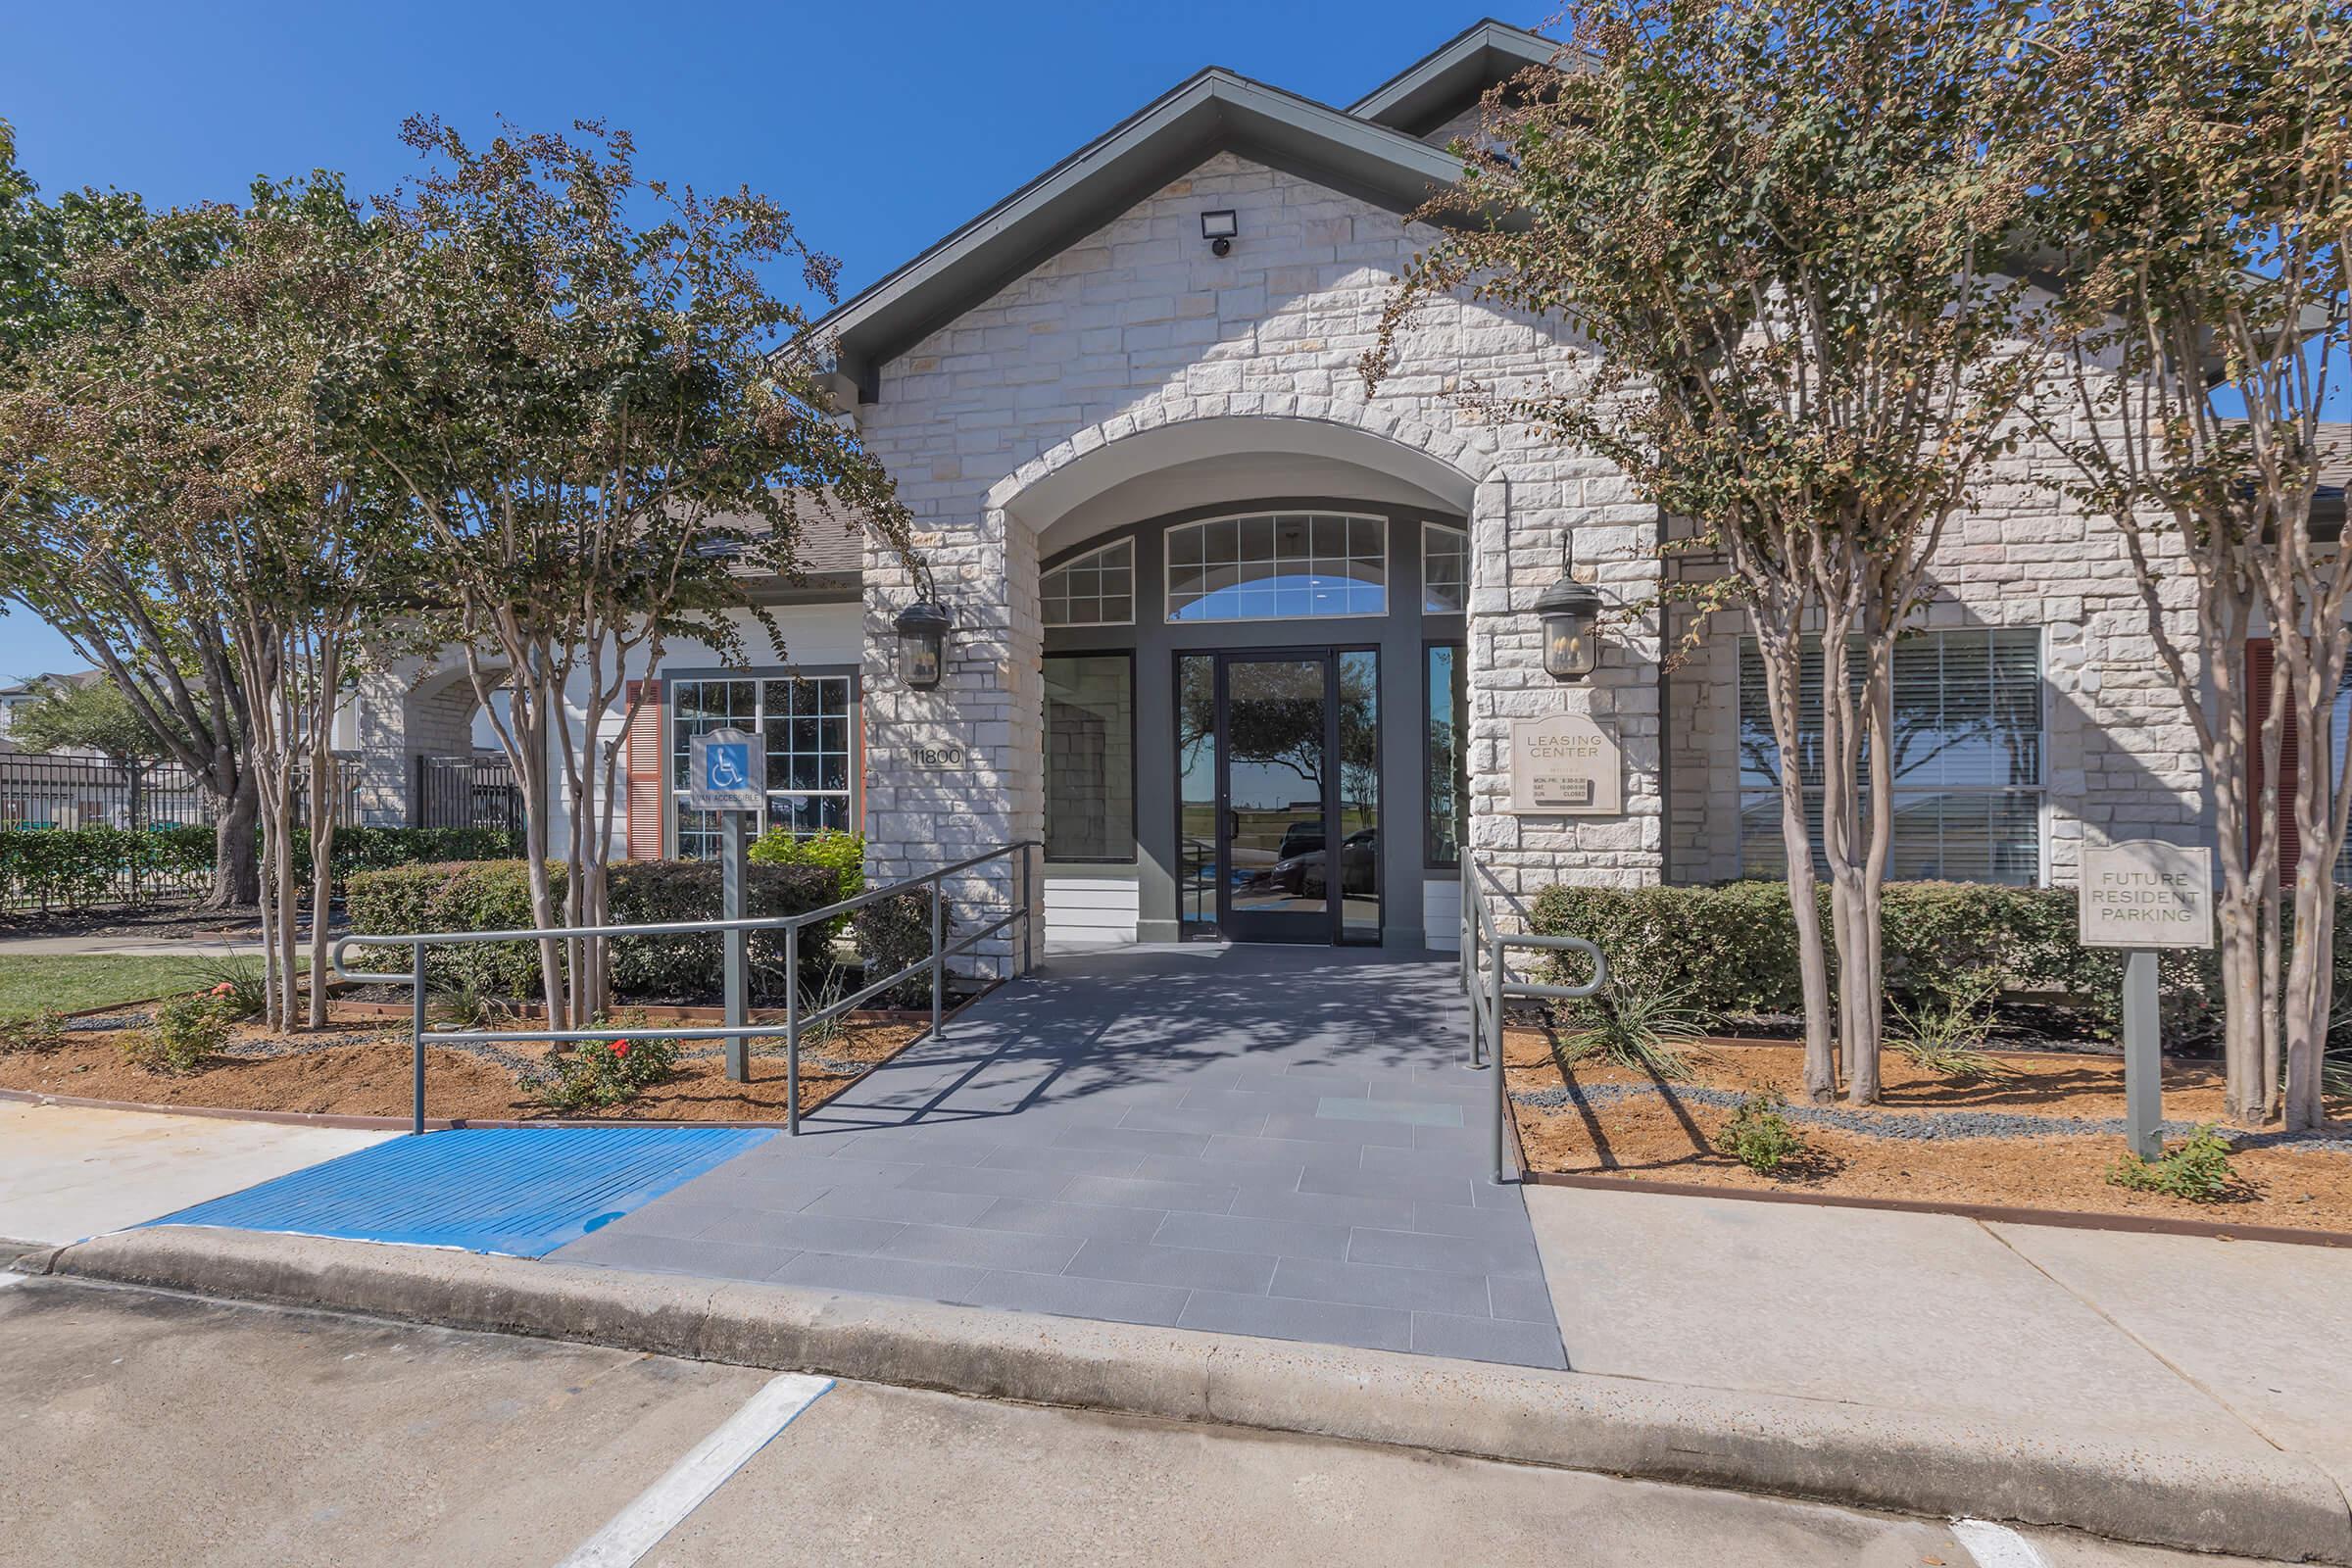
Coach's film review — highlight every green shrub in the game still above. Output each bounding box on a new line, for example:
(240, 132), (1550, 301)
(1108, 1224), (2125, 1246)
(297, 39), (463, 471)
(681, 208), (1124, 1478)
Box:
(748, 828), (865, 901)
(1551, 984), (1708, 1081)
(180, 956), (268, 1021)
(1522, 879), (2311, 1044)
(1711, 1089), (1807, 1174)
(345, 858), (934, 1004)
(2107, 1125), (2239, 1201)
(533, 1031), (681, 1113)
(121, 992), (233, 1074)
(0, 822), (520, 913)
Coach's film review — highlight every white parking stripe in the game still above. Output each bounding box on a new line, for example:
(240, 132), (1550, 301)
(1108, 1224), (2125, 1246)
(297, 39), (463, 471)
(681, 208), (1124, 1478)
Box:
(0, 1273), (24, 1290)
(1952, 1518), (2049, 1568)
(556, 1372), (834, 1568)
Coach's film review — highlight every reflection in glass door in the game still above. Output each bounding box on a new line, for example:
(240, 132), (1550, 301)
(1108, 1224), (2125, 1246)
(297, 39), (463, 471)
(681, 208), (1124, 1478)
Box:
(1222, 657), (1331, 942)
(1179, 650), (1381, 945)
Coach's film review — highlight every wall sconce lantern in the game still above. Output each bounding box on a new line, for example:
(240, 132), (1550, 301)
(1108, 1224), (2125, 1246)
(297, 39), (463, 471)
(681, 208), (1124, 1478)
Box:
(1536, 574), (1602, 681)
(1200, 209), (1238, 257)
(894, 601), (952, 690)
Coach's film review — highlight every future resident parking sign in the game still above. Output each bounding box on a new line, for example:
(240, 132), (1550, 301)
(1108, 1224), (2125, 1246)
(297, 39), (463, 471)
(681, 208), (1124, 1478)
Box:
(687, 726), (764, 811)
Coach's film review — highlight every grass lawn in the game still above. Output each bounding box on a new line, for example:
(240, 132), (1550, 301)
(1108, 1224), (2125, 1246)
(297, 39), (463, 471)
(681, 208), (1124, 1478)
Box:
(0, 954), (208, 1020)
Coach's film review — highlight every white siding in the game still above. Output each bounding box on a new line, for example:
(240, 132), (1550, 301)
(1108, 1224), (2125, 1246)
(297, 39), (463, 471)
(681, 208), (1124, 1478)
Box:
(1046, 875), (1140, 946)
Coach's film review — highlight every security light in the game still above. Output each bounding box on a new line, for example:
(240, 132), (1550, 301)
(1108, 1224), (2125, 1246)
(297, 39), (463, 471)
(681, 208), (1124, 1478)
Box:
(894, 601), (952, 690)
(1537, 574), (1603, 681)
(1200, 209), (1238, 256)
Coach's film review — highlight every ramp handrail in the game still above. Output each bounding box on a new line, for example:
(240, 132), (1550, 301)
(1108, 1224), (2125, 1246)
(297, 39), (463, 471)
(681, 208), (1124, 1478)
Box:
(1459, 857), (1606, 1185)
(332, 841), (1040, 1136)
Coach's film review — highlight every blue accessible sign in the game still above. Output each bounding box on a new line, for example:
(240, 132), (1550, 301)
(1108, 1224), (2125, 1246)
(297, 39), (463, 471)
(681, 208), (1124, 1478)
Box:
(687, 726), (764, 810)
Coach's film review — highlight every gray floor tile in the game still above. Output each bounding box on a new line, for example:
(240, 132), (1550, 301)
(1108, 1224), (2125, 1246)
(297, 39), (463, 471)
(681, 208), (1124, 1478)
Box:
(1410, 1310), (1567, 1369)
(1227, 1186), (1416, 1231)
(1178, 1289), (1411, 1353)
(976, 1144), (1148, 1177)
(730, 1152), (926, 1187)
(1361, 1145), (1490, 1182)
(962, 1269), (1192, 1329)
(895, 1163), (1075, 1200)
(1062, 1238), (1278, 1295)
(1054, 1123), (1211, 1158)
(1059, 1173), (1238, 1214)
(1151, 1209), (1356, 1263)
(1120, 1102), (1270, 1137)
(1405, 1200), (1533, 1240)
(1200, 1133), (1342, 1166)
(971, 1198), (1171, 1244)
(876, 1222), (1086, 1273)
(1267, 1255), (1494, 1317)
(558, 1232), (798, 1283)
(769, 1250), (993, 1304)
(1486, 1272), (1558, 1325)
(1298, 1162), (1482, 1206)
(1133, 1152), (1304, 1190)
(707, 1209), (906, 1254)
(1348, 1226), (1543, 1278)
(802, 1184), (999, 1225)
(1260, 1110), (1418, 1148)
(1315, 1097), (1463, 1129)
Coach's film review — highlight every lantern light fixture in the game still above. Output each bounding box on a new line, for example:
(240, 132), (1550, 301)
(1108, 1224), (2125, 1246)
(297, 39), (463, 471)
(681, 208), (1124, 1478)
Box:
(1200, 209), (1238, 257)
(894, 600), (952, 690)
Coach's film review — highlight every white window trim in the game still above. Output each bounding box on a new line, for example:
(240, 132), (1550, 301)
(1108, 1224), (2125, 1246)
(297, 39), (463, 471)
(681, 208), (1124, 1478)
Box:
(1161, 511), (1391, 625)
(1041, 537), (1138, 629)
(1421, 520), (1469, 614)
(667, 673), (859, 855)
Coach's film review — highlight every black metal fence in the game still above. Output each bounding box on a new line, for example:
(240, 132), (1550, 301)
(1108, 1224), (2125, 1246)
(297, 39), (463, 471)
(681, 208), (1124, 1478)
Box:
(415, 754), (523, 831)
(0, 754), (217, 831)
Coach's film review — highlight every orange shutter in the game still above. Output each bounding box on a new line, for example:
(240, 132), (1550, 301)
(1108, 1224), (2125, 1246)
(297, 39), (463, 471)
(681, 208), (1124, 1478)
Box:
(623, 677), (665, 860)
(2246, 640), (2301, 888)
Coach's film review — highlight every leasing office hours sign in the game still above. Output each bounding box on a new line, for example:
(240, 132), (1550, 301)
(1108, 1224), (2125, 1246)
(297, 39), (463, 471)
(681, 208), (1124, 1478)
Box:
(1508, 713), (1623, 815)
(2078, 840), (2214, 950)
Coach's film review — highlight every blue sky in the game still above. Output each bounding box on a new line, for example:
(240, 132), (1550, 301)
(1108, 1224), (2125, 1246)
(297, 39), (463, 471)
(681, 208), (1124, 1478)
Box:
(2, 0), (1515, 678)
(2, 3), (2343, 679)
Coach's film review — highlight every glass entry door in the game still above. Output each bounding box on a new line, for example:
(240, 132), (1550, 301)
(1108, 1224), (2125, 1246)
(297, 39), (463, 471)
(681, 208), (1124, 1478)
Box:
(1183, 650), (1379, 945)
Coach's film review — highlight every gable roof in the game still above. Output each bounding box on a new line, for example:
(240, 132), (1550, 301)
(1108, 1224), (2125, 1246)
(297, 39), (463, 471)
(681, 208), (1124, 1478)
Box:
(1348, 18), (1585, 136)
(813, 69), (1470, 400)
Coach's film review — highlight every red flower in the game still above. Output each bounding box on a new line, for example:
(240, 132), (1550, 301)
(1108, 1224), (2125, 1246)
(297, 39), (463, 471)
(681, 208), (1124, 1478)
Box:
(211, 982), (235, 996)
(612, 1040), (630, 1058)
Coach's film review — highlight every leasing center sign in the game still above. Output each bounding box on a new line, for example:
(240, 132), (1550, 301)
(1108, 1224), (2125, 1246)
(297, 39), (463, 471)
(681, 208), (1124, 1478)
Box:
(1508, 713), (1622, 815)
(2078, 840), (2214, 950)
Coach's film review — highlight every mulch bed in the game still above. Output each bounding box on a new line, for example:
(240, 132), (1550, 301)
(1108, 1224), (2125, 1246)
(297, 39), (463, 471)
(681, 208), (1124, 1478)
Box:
(1504, 1028), (2352, 1234)
(0, 899), (262, 941)
(0, 1004), (927, 1122)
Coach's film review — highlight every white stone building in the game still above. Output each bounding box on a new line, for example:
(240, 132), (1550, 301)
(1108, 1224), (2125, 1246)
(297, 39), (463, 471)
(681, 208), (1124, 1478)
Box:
(359, 19), (2351, 965)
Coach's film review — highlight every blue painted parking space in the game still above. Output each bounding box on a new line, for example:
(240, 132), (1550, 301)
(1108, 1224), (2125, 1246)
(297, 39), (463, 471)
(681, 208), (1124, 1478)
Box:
(144, 1127), (772, 1257)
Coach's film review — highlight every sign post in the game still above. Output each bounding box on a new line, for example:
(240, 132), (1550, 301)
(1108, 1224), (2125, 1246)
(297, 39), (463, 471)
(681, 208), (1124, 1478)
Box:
(689, 726), (764, 1083)
(2078, 840), (2214, 1159)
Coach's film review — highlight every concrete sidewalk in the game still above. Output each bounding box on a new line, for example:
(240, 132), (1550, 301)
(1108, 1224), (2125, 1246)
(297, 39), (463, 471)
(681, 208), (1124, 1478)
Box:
(1527, 1184), (2352, 1506)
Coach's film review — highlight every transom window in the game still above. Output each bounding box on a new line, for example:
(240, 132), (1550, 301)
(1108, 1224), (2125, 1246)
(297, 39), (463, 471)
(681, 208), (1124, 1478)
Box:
(1422, 522), (1468, 613)
(1737, 629), (2045, 885)
(1165, 513), (1386, 622)
(1041, 538), (1135, 628)
(670, 675), (855, 858)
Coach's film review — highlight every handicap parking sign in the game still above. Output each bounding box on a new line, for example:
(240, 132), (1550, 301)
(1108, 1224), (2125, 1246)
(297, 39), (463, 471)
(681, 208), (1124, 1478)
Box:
(687, 726), (764, 810)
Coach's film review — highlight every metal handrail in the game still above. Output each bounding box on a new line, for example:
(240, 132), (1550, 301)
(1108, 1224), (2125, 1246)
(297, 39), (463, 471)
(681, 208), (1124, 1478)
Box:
(331, 841), (1041, 1136)
(1460, 857), (1606, 1185)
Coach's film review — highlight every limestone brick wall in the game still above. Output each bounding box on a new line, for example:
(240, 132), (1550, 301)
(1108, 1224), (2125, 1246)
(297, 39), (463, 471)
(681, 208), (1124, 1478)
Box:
(1660, 402), (2209, 889)
(855, 151), (1667, 962)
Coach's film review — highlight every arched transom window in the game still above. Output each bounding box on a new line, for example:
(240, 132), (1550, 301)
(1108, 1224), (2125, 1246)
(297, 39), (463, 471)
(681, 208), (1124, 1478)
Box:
(1041, 538), (1135, 628)
(1164, 513), (1387, 622)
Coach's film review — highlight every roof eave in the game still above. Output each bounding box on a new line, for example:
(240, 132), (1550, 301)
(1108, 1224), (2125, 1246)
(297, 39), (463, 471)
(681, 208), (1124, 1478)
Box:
(810, 70), (1466, 400)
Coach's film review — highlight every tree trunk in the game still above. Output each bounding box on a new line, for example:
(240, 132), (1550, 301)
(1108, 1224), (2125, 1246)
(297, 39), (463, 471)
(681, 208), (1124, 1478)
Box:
(206, 770), (261, 909)
(307, 748), (337, 1030)
(1756, 631), (1838, 1102)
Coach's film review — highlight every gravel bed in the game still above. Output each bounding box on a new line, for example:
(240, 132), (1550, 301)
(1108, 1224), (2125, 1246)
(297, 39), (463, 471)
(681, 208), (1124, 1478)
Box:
(1512, 1080), (2352, 1151)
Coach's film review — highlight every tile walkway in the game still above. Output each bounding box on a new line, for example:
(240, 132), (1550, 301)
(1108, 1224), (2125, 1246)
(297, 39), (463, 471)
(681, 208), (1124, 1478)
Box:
(551, 942), (1565, 1368)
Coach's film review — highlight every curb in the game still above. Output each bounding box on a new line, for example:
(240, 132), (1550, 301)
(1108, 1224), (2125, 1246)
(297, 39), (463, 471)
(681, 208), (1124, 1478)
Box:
(22, 1226), (2351, 1564)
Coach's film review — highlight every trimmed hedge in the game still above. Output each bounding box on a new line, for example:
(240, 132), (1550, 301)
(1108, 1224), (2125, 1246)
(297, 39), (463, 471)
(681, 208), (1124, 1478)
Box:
(1519, 880), (2339, 1044)
(0, 823), (523, 912)
(344, 858), (939, 1005)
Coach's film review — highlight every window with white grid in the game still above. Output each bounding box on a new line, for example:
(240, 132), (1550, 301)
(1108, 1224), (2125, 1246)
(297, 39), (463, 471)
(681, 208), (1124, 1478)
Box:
(1164, 513), (1386, 622)
(669, 675), (855, 858)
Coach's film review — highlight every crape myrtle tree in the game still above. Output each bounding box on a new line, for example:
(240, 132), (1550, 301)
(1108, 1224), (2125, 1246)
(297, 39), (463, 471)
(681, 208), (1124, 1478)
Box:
(2033, 0), (2352, 1128)
(6, 176), (399, 1028)
(0, 126), (262, 906)
(353, 119), (915, 1028)
(1364, 0), (2043, 1103)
